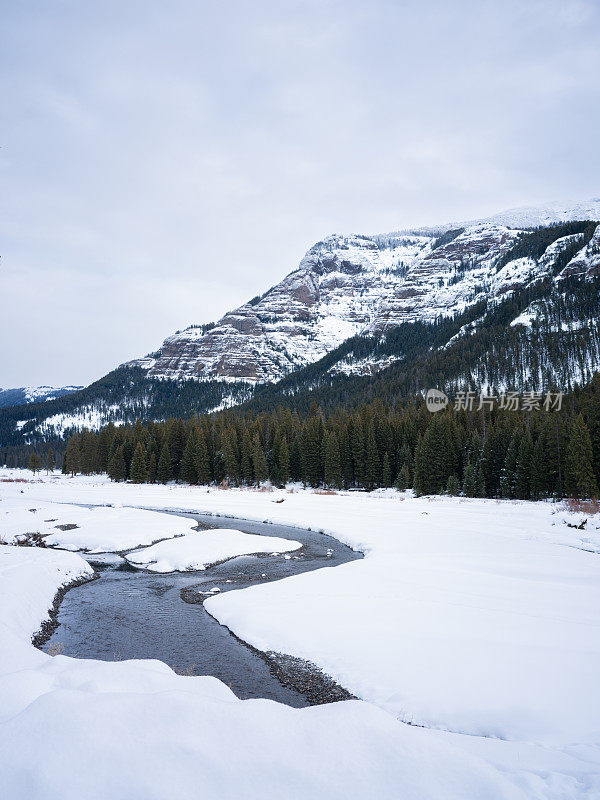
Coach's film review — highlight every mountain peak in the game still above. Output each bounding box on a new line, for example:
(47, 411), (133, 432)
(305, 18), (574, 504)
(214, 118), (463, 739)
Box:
(397, 198), (600, 236)
(143, 209), (598, 384)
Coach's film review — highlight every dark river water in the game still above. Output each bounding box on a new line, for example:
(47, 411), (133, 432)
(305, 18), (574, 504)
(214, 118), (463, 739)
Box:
(41, 511), (360, 707)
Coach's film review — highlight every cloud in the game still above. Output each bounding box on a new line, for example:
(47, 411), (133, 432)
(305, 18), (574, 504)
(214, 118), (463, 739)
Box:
(0, 0), (599, 385)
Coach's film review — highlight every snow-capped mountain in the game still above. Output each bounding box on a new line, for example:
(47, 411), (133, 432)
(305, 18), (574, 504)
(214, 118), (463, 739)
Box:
(2, 200), (599, 447)
(0, 386), (82, 409)
(402, 198), (600, 235)
(136, 201), (600, 384)
(141, 226), (525, 382)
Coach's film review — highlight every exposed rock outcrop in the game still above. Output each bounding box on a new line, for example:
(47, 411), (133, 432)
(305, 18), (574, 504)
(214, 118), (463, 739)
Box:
(141, 220), (599, 383)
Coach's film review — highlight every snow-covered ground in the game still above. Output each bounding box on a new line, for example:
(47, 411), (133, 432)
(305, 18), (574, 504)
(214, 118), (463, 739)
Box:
(125, 528), (301, 572)
(0, 497), (196, 552)
(3, 550), (504, 800)
(1, 469), (599, 798)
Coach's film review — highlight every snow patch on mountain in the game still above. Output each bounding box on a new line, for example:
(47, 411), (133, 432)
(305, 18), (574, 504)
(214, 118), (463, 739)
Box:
(0, 385), (82, 409)
(329, 354), (399, 377)
(560, 224), (600, 279)
(401, 198), (600, 235)
(20, 405), (125, 439)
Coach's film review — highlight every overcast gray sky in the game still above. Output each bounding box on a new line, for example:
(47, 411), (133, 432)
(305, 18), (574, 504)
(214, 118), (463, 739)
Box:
(1, 0), (599, 387)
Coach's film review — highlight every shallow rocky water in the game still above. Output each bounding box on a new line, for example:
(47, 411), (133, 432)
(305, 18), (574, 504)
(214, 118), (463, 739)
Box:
(41, 511), (361, 707)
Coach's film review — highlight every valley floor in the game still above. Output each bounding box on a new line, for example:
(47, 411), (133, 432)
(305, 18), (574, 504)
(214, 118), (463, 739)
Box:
(1, 469), (599, 799)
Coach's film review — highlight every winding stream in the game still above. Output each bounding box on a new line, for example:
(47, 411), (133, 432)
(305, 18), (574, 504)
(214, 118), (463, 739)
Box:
(41, 511), (361, 707)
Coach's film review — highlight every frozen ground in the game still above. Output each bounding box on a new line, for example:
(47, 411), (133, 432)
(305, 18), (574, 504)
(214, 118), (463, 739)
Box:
(1, 469), (599, 798)
(0, 497), (195, 552)
(125, 527), (301, 571)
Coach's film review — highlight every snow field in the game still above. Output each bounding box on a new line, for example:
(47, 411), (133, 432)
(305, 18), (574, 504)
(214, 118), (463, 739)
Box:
(125, 527), (301, 572)
(1, 469), (600, 797)
(0, 496), (196, 552)
(0, 542), (520, 799)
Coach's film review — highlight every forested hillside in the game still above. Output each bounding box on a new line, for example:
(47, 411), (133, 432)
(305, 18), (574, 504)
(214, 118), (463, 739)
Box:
(51, 374), (600, 501)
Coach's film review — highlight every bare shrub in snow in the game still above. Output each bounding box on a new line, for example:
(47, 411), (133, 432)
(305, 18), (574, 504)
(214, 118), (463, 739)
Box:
(14, 532), (47, 547)
(563, 498), (600, 516)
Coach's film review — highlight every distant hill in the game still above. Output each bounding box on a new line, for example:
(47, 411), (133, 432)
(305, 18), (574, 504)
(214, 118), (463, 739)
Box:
(0, 386), (82, 409)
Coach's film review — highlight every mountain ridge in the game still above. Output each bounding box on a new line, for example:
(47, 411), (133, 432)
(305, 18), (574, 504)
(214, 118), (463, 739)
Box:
(389, 197), (600, 235)
(2, 200), (600, 449)
(0, 386), (82, 410)
(134, 201), (600, 384)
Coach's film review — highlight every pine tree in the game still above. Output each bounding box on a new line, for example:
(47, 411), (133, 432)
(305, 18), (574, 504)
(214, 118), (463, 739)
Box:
(394, 440), (413, 490)
(108, 446), (126, 482)
(196, 430), (212, 485)
(413, 417), (453, 495)
(130, 442), (147, 483)
(565, 414), (598, 499)
(500, 433), (519, 499)
(475, 464), (486, 498)
(323, 431), (342, 489)
(381, 452), (392, 488)
(180, 429), (199, 484)
(240, 430), (253, 486)
(395, 463), (410, 491)
(28, 452), (42, 474)
(364, 422), (380, 490)
(462, 463), (476, 498)
(399, 441), (413, 486)
(96, 428), (112, 473)
(45, 446), (55, 474)
(482, 426), (509, 498)
(222, 429), (240, 485)
(466, 431), (483, 474)
(289, 433), (302, 483)
(514, 434), (533, 500)
(529, 434), (548, 500)
(63, 435), (81, 476)
(339, 426), (353, 488)
(446, 474), (461, 495)
(121, 438), (134, 480)
(351, 421), (365, 487)
(290, 432), (302, 481)
(278, 436), (290, 488)
(413, 435), (426, 496)
(586, 397), (600, 489)
(582, 373), (600, 489)
(157, 442), (172, 484)
(79, 430), (98, 475)
(544, 416), (566, 498)
(301, 421), (322, 487)
(147, 451), (157, 484)
(268, 432), (281, 486)
(167, 419), (187, 480)
(252, 433), (268, 486)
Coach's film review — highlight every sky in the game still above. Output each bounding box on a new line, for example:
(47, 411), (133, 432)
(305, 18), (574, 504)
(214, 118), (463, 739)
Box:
(1, 0), (599, 387)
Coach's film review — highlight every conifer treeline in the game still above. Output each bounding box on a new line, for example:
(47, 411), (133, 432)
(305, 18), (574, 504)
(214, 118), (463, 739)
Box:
(61, 376), (600, 500)
(0, 443), (65, 471)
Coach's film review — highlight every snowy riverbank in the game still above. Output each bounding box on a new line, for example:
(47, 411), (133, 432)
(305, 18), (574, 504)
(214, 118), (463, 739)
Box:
(1, 469), (599, 798)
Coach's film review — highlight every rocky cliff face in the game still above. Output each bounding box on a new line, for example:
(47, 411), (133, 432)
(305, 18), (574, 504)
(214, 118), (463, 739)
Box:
(560, 226), (600, 279)
(144, 232), (429, 381)
(133, 203), (600, 384)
